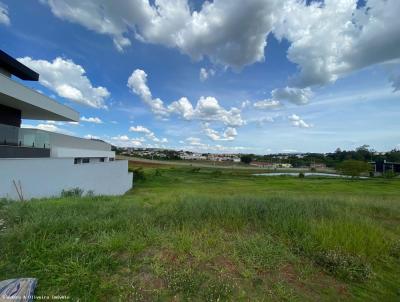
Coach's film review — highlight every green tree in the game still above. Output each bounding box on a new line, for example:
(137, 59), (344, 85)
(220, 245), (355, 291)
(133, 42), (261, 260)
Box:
(240, 155), (253, 164)
(355, 145), (372, 161)
(338, 160), (371, 177)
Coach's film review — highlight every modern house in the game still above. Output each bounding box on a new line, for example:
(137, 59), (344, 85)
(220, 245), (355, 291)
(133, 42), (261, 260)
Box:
(0, 50), (132, 200)
(370, 160), (400, 174)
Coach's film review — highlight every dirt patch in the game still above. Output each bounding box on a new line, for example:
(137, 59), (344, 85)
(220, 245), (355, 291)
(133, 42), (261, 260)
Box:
(129, 160), (173, 168)
(137, 271), (165, 289)
(312, 271), (349, 297)
(280, 264), (302, 287)
(158, 249), (181, 265)
(278, 263), (349, 300)
(210, 256), (241, 278)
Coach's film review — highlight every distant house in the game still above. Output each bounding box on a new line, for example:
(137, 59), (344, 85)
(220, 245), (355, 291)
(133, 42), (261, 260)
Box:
(0, 50), (132, 200)
(310, 163), (327, 170)
(279, 163), (293, 168)
(207, 154), (241, 162)
(251, 162), (272, 168)
(251, 161), (293, 169)
(370, 160), (400, 174)
(232, 157), (241, 163)
(180, 152), (207, 160)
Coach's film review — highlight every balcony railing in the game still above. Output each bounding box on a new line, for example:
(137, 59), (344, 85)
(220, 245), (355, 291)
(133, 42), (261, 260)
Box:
(0, 123), (112, 159)
(0, 123), (50, 149)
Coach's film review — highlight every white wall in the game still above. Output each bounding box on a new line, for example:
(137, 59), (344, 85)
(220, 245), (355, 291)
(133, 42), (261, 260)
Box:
(49, 132), (111, 151)
(51, 147), (115, 159)
(47, 131), (114, 158)
(0, 158), (133, 200)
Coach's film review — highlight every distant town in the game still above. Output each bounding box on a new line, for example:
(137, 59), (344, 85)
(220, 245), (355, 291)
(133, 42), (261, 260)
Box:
(114, 145), (400, 173)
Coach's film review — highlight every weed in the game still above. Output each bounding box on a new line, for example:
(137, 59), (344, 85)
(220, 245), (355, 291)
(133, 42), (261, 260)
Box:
(202, 279), (234, 301)
(162, 268), (205, 297)
(389, 240), (400, 259)
(313, 250), (373, 281)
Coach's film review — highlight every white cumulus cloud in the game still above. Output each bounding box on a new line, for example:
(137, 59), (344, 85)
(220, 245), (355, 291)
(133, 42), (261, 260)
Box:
(110, 135), (143, 147)
(199, 68), (215, 82)
(84, 134), (100, 139)
(253, 99), (281, 110)
(274, 0), (400, 88)
(80, 116), (103, 124)
(186, 137), (203, 146)
(21, 123), (73, 135)
(254, 116), (275, 127)
(18, 57), (110, 109)
(288, 114), (311, 129)
(41, 0), (281, 68)
(202, 123), (237, 141)
(129, 125), (168, 143)
(127, 69), (169, 116)
(128, 69), (245, 127)
(41, 0), (400, 90)
(272, 87), (313, 105)
(0, 2), (10, 26)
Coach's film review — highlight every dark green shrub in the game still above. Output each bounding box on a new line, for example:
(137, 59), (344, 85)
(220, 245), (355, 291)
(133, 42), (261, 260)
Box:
(154, 169), (162, 176)
(240, 155), (252, 164)
(61, 187), (83, 198)
(130, 168), (146, 181)
(337, 160), (371, 177)
(298, 172), (305, 178)
(383, 170), (396, 179)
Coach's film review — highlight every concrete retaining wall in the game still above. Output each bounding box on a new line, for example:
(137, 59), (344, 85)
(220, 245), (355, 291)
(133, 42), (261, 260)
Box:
(0, 158), (133, 200)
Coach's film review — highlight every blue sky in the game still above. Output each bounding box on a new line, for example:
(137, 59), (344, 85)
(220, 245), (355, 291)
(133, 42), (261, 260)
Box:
(0, 0), (399, 154)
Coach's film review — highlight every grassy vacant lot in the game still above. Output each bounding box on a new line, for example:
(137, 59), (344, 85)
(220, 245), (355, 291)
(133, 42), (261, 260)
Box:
(1, 163), (399, 301)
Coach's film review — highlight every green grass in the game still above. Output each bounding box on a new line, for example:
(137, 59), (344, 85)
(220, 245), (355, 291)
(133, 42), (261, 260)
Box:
(1, 165), (400, 301)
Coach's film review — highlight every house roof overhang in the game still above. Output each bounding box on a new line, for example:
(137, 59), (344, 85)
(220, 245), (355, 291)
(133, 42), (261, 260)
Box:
(0, 50), (39, 81)
(0, 74), (79, 122)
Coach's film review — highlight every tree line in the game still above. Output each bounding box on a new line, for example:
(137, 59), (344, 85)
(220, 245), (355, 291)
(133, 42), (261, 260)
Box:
(245, 145), (400, 168)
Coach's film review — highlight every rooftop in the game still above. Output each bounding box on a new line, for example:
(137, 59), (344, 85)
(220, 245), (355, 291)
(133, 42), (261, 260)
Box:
(0, 73), (79, 121)
(0, 49), (79, 122)
(0, 50), (39, 81)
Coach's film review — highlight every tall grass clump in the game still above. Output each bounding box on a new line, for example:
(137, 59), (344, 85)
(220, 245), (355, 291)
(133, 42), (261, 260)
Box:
(152, 194), (392, 281)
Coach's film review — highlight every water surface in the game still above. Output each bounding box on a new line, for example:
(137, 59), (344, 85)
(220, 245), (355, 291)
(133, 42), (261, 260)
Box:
(253, 172), (367, 179)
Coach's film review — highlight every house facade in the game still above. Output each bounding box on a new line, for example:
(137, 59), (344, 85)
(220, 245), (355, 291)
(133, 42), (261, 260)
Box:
(0, 50), (132, 200)
(250, 161), (293, 169)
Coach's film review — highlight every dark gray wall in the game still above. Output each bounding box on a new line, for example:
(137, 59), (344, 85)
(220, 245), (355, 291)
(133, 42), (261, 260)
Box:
(0, 104), (21, 127)
(0, 145), (50, 158)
